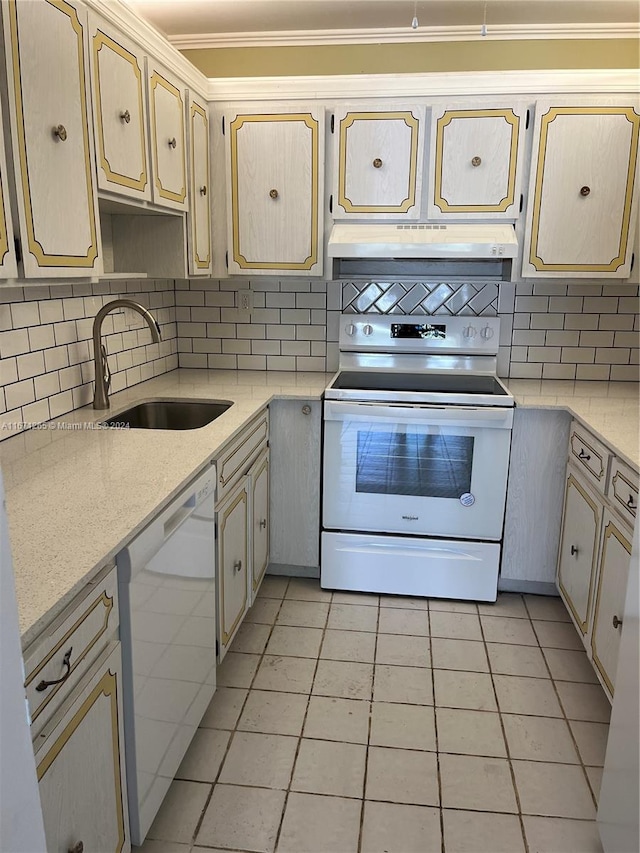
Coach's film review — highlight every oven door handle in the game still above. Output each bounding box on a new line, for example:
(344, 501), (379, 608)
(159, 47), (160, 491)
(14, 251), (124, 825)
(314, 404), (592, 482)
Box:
(323, 400), (513, 429)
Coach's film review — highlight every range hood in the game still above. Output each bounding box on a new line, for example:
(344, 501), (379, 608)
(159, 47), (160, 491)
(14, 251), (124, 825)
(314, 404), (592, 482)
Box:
(328, 223), (518, 260)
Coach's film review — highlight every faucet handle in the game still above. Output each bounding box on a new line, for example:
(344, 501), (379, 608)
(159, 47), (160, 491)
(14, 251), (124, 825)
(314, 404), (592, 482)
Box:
(101, 343), (112, 395)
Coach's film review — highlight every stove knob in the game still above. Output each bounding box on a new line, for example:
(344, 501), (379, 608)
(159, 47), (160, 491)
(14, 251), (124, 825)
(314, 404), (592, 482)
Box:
(363, 324), (373, 336)
(480, 325), (495, 340)
(345, 323), (356, 336)
(462, 324), (477, 339)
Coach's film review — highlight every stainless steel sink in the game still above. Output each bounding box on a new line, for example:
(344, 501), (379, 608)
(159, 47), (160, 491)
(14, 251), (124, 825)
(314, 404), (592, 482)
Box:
(101, 399), (233, 430)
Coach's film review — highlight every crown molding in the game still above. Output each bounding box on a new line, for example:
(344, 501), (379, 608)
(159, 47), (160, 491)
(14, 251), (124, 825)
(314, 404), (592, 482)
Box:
(85, 0), (209, 96)
(206, 69), (640, 102)
(171, 22), (640, 50)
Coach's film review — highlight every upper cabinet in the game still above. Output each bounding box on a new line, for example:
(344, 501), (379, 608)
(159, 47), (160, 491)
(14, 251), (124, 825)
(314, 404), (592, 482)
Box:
(333, 107), (425, 219)
(427, 103), (527, 220)
(90, 16), (150, 201)
(148, 61), (188, 212)
(0, 96), (17, 279)
(522, 99), (640, 278)
(187, 94), (212, 275)
(2, 0), (102, 277)
(225, 108), (324, 276)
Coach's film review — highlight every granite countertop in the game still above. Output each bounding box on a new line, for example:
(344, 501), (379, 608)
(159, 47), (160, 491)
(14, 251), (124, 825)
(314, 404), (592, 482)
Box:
(1, 369), (331, 646)
(2, 369), (637, 645)
(507, 379), (639, 470)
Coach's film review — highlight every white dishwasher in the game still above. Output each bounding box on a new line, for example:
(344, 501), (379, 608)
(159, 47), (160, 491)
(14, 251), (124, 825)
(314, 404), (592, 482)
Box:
(117, 464), (217, 846)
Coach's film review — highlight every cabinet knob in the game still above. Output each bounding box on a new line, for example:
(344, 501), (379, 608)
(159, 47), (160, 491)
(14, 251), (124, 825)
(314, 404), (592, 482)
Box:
(570, 545), (579, 557)
(578, 449), (591, 461)
(613, 615), (623, 629)
(120, 109), (131, 124)
(372, 158), (383, 168)
(168, 137), (177, 149)
(580, 186), (591, 197)
(199, 185), (207, 196)
(53, 124), (67, 142)
(259, 518), (267, 529)
(471, 156), (482, 167)
(301, 404), (312, 415)
(269, 188), (279, 199)
(68, 842), (83, 853)
(233, 559), (242, 574)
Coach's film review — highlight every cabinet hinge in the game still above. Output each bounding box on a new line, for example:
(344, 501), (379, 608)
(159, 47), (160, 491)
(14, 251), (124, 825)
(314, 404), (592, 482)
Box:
(519, 194), (524, 213)
(14, 237), (21, 264)
(329, 194), (333, 214)
(525, 109), (530, 130)
(221, 116), (225, 135)
(330, 114), (334, 133)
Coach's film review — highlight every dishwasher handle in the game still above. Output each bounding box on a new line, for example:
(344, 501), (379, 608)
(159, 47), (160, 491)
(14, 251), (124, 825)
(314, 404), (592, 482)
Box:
(117, 465), (216, 579)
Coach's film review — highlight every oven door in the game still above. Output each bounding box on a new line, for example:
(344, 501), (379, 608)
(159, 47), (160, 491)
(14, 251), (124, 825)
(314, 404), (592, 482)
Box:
(323, 400), (513, 540)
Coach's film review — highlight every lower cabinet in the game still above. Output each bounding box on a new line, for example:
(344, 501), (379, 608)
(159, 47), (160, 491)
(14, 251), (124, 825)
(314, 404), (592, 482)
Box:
(556, 422), (637, 701)
(214, 408), (270, 660)
(35, 642), (130, 853)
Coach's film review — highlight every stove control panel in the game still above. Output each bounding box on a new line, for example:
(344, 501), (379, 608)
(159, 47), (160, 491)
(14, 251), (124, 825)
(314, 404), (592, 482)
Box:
(339, 315), (500, 356)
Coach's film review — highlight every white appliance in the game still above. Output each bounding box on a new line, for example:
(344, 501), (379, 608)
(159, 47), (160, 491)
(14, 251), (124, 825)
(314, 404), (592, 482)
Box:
(0, 470), (47, 853)
(322, 314), (514, 602)
(117, 465), (217, 846)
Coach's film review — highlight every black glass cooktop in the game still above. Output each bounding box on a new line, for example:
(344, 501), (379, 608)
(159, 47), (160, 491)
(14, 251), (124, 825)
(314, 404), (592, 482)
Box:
(330, 371), (509, 396)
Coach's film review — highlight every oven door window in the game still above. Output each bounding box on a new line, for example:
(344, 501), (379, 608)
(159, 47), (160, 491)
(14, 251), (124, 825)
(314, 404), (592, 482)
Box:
(356, 429), (474, 498)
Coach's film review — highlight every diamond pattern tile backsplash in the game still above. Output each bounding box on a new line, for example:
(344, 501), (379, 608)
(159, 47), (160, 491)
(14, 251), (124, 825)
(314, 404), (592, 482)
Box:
(342, 281), (499, 316)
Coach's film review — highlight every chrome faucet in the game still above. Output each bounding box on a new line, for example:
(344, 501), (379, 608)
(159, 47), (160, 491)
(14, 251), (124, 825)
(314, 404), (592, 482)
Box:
(92, 299), (161, 409)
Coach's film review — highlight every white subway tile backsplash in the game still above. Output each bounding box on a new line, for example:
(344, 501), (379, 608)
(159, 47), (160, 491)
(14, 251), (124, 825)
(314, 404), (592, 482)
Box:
(512, 313), (530, 329)
(0, 358), (18, 385)
(545, 331), (580, 347)
(509, 362), (543, 379)
(610, 364), (639, 380)
(251, 308), (281, 324)
(564, 314), (599, 330)
(530, 313), (564, 330)
(21, 398), (50, 425)
(236, 324), (266, 340)
(613, 331), (640, 347)
(542, 363), (577, 380)
(267, 324), (296, 340)
(27, 324), (55, 351)
(5, 379), (35, 410)
(583, 296), (620, 314)
(561, 347), (596, 363)
(297, 293), (326, 309)
(204, 291), (236, 307)
(548, 296), (583, 313)
(266, 293), (296, 309)
(208, 354), (237, 369)
(281, 308), (311, 325)
(282, 341), (310, 357)
(192, 339), (222, 354)
(251, 340), (281, 356)
(62, 297), (86, 321)
(515, 296), (549, 312)
(533, 282), (567, 296)
(1, 329), (30, 358)
(528, 346), (560, 363)
(238, 355), (266, 370)
(267, 355), (296, 370)
(512, 331), (545, 347)
(599, 313), (635, 330)
(595, 348), (630, 364)
(296, 356), (326, 371)
(222, 339), (251, 354)
(54, 321), (78, 346)
(280, 280), (311, 292)
(34, 372), (61, 400)
(576, 364), (612, 381)
(17, 351), (45, 380)
(579, 331), (615, 347)
(179, 353), (208, 368)
(11, 301), (40, 328)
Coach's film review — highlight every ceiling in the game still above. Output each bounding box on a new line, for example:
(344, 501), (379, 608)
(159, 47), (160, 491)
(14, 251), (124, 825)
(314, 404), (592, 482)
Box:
(123, 0), (640, 45)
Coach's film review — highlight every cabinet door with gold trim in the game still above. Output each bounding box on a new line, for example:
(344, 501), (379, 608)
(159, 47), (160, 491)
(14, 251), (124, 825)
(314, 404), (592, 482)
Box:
(187, 93), (212, 275)
(216, 477), (249, 661)
(2, 0), (102, 277)
(148, 61), (188, 211)
(556, 466), (601, 636)
(35, 642), (130, 853)
(427, 102), (527, 220)
(225, 108), (324, 275)
(0, 95), (17, 279)
(333, 106), (425, 219)
(590, 509), (632, 699)
(89, 16), (150, 202)
(251, 449), (269, 601)
(522, 99), (640, 278)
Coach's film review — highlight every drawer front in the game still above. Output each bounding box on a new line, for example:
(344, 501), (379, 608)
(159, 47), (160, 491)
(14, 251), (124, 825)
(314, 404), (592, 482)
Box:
(569, 422), (610, 494)
(216, 409), (269, 504)
(24, 564), (119, 737)
(608, 457), (638, 527)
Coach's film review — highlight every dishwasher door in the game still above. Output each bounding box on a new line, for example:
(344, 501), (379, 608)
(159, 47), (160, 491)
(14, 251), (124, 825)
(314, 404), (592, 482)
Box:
(117, 465), (217, 846)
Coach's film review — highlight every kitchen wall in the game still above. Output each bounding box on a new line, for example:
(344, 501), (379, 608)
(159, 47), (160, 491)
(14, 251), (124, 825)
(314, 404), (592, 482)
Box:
(0, 280), (177, 439)
(176, 277), (640, 381)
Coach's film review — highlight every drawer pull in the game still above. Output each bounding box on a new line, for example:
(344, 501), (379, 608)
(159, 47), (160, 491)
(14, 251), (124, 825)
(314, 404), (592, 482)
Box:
(612, 615), (623, 629)
(233, 560), (242, 574)
(302, 405), (311, 415)
(578, 449), (591, 461)
(53, 124), (67, 142)
(168, 137), (177, 149)
(68, 842), (84, 853)
(471, 156), (482, 167)
(120, 109), (131, 123)
(570, 545), (579, 557)
(35, 647), (72, 692)
(372, 158), (383, 168)
(627, 494), (636, 510)
(259, 518), (267, 529)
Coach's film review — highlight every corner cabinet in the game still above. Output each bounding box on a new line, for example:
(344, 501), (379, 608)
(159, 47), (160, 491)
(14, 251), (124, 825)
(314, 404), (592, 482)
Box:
(2, 0), (102, 277)
(187, 94), (212, 275)
(522, 99), (640, 278)
(89, 16), (150, 201)
(225, 108), (324, 275)
(427, 103), (527, 220)
(332, 106), (425, 219)
(148, 61), (188, 212)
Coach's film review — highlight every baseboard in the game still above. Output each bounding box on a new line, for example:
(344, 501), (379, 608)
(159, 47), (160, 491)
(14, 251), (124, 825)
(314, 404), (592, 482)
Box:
(498, 578), (559, 596)
(267, 563), (320, 579)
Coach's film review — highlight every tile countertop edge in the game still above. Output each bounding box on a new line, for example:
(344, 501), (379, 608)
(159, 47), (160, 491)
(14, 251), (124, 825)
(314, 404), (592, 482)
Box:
(506, 378), (640, 473)
(1, 369), (331, 647)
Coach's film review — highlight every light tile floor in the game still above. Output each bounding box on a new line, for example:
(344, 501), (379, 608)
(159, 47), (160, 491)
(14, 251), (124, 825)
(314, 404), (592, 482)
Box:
(138, 578), (609, 853)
